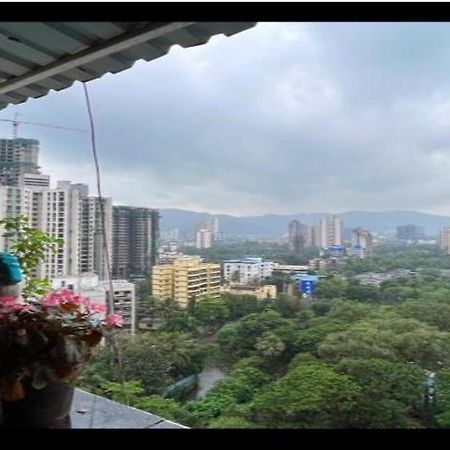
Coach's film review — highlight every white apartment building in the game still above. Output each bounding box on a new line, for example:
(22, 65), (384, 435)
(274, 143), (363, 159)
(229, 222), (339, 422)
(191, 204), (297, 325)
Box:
(51, 273), (107, 307)
(196, 228), (213, 249)
(51, 274), (136, 334)
(18, 172), (50, 191)
(33, 181), (112, 280)
(351, 228), (374, 258)
(37, 181), (82, 279)
(223, 257), (276, 285)
(101, 279), (136, 334)
(316, 215), (344, 248)
(440, 227), (450, 255)
(0, 139), (113, 283)
(0, 185), (41, 250)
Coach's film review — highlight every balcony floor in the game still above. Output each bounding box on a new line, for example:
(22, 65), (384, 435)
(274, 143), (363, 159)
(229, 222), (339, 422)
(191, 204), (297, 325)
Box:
(71, 389), (187, 428)
(0, 388), (187, 429)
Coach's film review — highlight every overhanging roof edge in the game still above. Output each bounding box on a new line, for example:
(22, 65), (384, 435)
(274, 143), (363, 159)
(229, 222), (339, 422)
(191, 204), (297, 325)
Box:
(0, 21), (257, 111)
(0, 22), (194, 97)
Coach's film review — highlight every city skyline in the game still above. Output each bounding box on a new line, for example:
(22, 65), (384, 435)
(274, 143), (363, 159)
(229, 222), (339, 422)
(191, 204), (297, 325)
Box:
(4, 23), (450, 215)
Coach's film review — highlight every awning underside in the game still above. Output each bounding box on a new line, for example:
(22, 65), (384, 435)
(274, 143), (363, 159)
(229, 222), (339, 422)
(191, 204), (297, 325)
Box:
(0, 22), (256, 111)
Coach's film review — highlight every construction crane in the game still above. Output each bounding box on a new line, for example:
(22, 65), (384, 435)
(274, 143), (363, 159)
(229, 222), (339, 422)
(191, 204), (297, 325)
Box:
(0, 114), (86, 139)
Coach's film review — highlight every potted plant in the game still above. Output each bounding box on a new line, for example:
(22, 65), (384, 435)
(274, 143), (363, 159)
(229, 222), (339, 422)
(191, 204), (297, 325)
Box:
(0, 216), (123, 428)
(0, 291), (123, 428)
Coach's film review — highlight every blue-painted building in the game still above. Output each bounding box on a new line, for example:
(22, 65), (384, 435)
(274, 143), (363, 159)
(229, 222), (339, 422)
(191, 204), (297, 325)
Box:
(290, 274), (319, 297)
(324, 245), (346, 257)
(348, 244), (365, 258)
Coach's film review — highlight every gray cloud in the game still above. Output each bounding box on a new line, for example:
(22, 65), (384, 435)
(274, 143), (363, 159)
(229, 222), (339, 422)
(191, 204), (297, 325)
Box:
(3, 22), (450, 216)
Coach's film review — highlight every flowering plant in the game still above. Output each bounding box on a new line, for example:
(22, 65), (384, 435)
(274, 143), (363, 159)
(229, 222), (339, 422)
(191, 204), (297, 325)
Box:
(0, 290), (123, 402)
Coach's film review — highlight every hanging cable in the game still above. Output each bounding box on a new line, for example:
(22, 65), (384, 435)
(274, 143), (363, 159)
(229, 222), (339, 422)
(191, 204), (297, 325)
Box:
(82, 81), (130, 405)
(82, 82), (115, 313)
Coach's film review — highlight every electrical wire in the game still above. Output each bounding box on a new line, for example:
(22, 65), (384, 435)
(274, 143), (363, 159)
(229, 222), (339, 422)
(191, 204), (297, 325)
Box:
(82, 82), (115, 313)
(82, 81), (130, 406)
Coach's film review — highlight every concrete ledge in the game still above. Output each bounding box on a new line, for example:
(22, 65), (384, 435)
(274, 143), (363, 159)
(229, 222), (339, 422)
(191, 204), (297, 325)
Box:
(71, 389), (188, 429)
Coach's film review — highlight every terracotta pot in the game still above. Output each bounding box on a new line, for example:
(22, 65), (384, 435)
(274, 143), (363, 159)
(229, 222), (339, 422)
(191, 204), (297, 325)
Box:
(1, 379), (74, 428)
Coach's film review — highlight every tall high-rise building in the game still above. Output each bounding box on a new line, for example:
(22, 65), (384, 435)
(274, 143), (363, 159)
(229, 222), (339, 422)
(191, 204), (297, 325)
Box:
(0, 179), (113, 280)
(0, 137), (112, 281)
(197, 216), (221, 242)
(396, 224), (425, 241)
(316, 215), (344, 248)
(440, 227), (450, 254)
(351, 228), (374, 258)
(311, 223), (322, 248)
(152, 256), (221, 308)
(80, 196), (113, 280)
(196, 228), (213, 249)
(0, 138), (41, 186)
(112, 206), (160, 280)
(37, 181), (84, 279)
(288, 220), (305, 253)
(0, 138), (49, 250)
(38, 183), (112, 280)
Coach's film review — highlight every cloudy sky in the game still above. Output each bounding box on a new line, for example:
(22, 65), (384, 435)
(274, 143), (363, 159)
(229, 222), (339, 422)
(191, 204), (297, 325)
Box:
(4, 22), (450, 217)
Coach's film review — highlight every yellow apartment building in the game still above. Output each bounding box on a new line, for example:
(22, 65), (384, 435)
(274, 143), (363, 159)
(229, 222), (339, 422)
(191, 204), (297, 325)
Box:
(152, 256), (221, 307)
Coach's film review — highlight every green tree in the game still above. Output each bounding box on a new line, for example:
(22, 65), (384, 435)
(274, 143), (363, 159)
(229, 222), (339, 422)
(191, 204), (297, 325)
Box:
(99, 379), (145, 404)
(247, 361), (362, 428)
(84, 332), (206, 395)
(193, 296), (229, 329)
(398, 300), (450, 332)
(319, 316), (450, 370)
(273, 294), (301, 318)
(186, 367), (270, 427)
(382, 286), (417, 303)
(217, 321), (244, 357)
(344, 281), (381, 303)
(255, 332), (286, 361)
(222, 294), (264, 320)
(335, 358), (424, 427)
(208, 416), (254, 428)
(327, 300), (376, 323)
(0, 215), (63, 298)
(314, 276), (347, 300)
(295, 318), (349, 356)
(434, 369), (450, 427)
(134, 395), (193, 425)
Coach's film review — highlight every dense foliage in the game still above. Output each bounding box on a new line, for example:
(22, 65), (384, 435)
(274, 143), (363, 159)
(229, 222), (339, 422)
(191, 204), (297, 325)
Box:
(182, 241), (320, 265)
(80, 243), (450, 428)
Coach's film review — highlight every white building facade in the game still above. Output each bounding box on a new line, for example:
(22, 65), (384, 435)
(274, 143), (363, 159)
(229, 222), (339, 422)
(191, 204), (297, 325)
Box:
(196, 229), (213, 249)
(223, 257), (276, 285)
(317, 215), (344, 248)
(440, 227), (450, 255)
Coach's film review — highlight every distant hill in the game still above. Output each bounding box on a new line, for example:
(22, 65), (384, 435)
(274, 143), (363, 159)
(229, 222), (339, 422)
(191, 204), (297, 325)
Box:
(158, 209), (450, 239)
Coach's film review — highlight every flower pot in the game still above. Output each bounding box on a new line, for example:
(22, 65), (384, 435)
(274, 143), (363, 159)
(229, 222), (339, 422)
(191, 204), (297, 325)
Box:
(1, 379), (74, 428)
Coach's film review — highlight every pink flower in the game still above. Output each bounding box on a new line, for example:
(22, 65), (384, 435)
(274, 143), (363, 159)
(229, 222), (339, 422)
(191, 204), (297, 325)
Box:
(9, 304), (23, 312)
(43, 291), (86, 310)
(16, 328), (27, 336)
(43, 293), (62, 307)
(0, 296), (19, 307)
(90, 303), (107, 314)
(19, 304), (38, 314)
(0, 302), (24, 314)
(105, 314), (123, 328)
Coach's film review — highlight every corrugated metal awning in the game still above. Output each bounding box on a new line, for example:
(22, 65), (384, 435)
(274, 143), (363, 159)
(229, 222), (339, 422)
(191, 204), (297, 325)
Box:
(0, 22), (256, 111)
